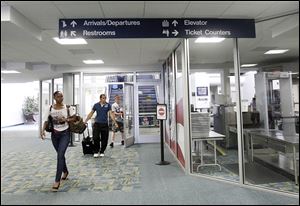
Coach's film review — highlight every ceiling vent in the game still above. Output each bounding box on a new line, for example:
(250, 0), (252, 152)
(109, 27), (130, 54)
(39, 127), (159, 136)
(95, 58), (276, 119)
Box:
(30, 61), (47, 65)
(69, 49), (94, 55)
(252, 46), (277, 52)
(261, 65), (283, 71)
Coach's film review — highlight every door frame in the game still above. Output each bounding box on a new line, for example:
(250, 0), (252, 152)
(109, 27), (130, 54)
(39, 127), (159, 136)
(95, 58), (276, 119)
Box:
(135, 81), (163, 143)
(123, 82), (135, 147)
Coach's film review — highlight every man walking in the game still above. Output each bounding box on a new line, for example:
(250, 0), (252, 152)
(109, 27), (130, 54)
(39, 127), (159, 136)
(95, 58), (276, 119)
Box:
(109, 95), (125, 148)
(84, 94), (118, 158)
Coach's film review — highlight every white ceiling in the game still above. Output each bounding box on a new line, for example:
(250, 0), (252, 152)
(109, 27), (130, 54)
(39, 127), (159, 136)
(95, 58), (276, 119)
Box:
(1, 1), (299, 83)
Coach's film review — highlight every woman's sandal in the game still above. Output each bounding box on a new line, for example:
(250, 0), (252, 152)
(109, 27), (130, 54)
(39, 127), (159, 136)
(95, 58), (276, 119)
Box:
(52, 182), (60, 192)
(61, 171), (69, 180)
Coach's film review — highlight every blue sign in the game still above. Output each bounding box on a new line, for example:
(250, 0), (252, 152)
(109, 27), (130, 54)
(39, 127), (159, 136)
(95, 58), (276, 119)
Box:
(59, 18), (255, 39)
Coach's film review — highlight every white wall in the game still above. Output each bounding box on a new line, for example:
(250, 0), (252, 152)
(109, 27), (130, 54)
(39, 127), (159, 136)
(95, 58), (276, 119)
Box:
(229, 74), (255, 104)
(190, 72), (221, 107)
(241, 71), (256, 106)
(1, 82), (39, 127)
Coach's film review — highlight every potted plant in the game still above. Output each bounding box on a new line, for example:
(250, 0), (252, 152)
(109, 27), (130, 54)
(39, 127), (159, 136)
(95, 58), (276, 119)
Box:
(22, 96), (39, 123)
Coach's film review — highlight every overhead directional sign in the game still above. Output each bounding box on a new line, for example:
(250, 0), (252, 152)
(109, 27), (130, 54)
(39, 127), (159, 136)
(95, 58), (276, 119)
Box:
(59, 18), (255, 39)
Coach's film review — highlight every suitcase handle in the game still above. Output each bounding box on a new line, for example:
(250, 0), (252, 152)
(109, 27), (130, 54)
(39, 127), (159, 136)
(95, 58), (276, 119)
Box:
(82, 123), (90, 139)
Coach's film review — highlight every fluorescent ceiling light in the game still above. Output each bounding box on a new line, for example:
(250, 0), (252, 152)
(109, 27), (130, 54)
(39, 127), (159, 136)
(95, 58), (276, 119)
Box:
(246, 71), (257, 75)
(241, 64), (257, 67)
(1, 70), (21, 74)
(53, 37), (87, 45)
(264, 49), (289, 54)
(195, 37), (225, 43)
(83, 59), (104, 64)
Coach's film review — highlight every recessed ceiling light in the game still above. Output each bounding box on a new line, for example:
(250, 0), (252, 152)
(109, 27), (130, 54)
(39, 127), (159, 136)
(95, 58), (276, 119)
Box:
(195, 37), (225, 43)
(264, 49), (289, 54)
(241, 64), (257, 67)
(53, 37), (87, 45)
(1, 70), (21, 74)
(83, 60), (104, 64)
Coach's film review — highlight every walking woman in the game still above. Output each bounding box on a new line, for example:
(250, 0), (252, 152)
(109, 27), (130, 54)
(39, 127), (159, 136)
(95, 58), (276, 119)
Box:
(40, 91), (76, 192)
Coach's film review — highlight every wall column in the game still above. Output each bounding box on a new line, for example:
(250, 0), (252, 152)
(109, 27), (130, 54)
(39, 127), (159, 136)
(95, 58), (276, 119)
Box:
(63, 73), (74, 105)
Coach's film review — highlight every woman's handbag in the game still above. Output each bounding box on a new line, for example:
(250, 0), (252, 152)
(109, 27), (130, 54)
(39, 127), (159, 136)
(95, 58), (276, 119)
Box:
(69, 116), (86, 134)
(67, 105), (86, 134)
(45, 105), (53, 132)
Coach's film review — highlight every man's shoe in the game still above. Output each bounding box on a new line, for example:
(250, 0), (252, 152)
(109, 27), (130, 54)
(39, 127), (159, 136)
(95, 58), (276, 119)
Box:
(121, 140), (124, 145)
(109, 142), (114, 148)
(94, 153), (100, 158)
(100, 153), (105, 157)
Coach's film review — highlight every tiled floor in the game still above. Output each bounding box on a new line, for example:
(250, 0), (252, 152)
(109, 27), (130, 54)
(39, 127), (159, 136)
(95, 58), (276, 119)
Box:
(1, 145), (140, 193)
(1, 125), (298, 205)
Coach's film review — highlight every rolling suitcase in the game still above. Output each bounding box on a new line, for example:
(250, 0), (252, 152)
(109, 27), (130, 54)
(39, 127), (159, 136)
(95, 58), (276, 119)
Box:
(81, 126), (94, 155)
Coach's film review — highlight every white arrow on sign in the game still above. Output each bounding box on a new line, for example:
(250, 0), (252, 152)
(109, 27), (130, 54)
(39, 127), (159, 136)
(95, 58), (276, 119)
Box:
(70, 20), (77, 28)
(70, 31), (77, 37)
(172, 20), (178, 27)
(172, 30), (179, 36)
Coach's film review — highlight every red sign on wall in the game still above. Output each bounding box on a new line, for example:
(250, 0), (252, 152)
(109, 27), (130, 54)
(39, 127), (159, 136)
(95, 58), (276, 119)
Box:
(157, 104), (167, 120)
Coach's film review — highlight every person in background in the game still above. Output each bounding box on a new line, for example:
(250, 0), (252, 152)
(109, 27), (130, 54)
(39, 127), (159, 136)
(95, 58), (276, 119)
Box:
(110, 95), (125, 148)
(84, 94), (118, 158)
(250, 96), (260, 126)
(40, 91), (76, 192)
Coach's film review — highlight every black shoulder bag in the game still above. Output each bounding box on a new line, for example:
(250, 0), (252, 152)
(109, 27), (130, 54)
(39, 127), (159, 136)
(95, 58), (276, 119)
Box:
(45, 105), (54, 132)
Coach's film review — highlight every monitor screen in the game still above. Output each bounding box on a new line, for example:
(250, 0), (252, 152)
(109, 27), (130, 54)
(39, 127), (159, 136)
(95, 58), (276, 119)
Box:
(196, 87), (208, 96)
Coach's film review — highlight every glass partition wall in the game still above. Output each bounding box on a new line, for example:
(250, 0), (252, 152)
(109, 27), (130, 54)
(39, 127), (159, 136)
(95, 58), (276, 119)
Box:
(185, 35), (298, 194)
(177, 17), (298, 195)
(188, 38), (240, 182)
(174, 43), (186, 167)
(54, 78), (63, 92)
(39, 79), (53, 138)
(239, 16), (299, 194)
(164, 43), (186, 168)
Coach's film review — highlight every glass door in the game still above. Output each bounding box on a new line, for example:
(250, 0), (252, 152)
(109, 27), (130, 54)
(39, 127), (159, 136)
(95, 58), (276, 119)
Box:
(123, 83), (135, 147)
(137, 83), (161, 143)
(40, 79), (53, 138)
(82, 74), (107, 133)
(188, 38), (239, 183)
